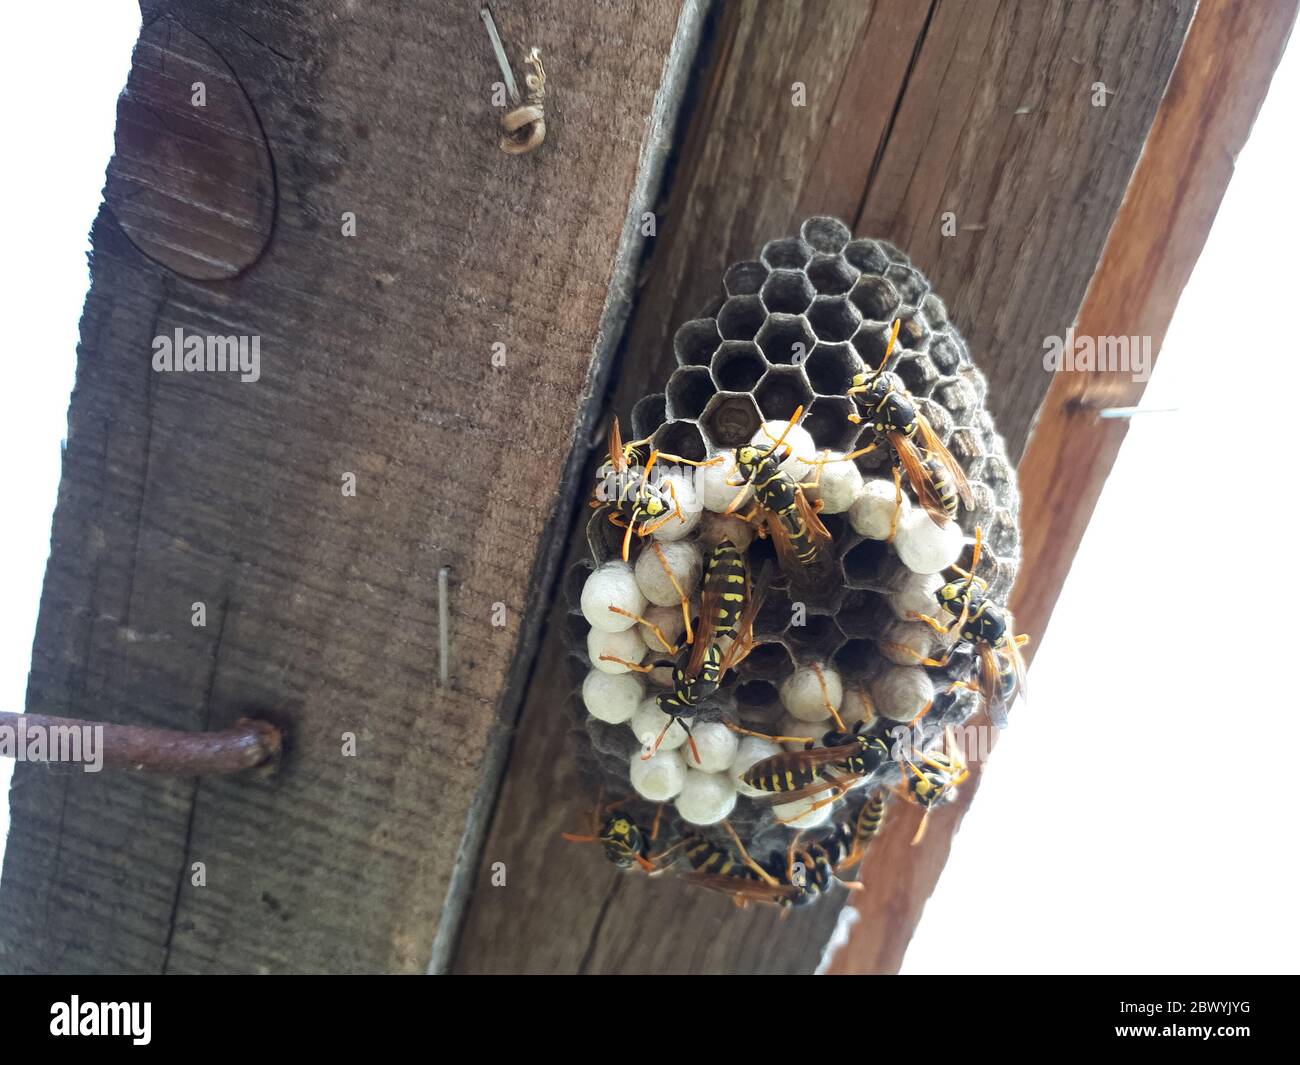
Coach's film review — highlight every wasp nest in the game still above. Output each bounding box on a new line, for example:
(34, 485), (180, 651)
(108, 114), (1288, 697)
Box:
(562, 218), (1020, 895)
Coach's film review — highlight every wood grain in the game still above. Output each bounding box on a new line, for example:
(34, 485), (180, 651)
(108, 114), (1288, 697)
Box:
(0, 0), (692, 974)
(825, 0), (1300, 975)
(452, 0), (1196, 974)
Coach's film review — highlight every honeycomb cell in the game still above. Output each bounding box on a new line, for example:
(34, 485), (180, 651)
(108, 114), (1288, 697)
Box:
(675, 318), (721, 367)
(835, 589), (890, 638)
(717, 295), (766, 341)
(630, 392), (667, 440)
(895, 312), (931, 351)
(757, 313), (816, 366)
(843, 538), (891, 588)
(918, 398), (954, 442)
(666, 366), (716, 421)
(754, 592), (795, 639)
(804, 343), (862, 397)
(831, 638), (877, 678)
(877, 240), (907, 264)
(699, 391), (762, 449)
(928, 333), (967, 375)
(886, 263), (928, 303)
(585, 508), (625, 565)
(710, 341), (768, 392)
(807, 296), (861, 343)
(783, 613), (840, 657)
(724, 259), (769, 298)
(754, 366), (815, 420)
(844, 239), (890, 275)
(734, 678), (780, 710)
(981, 452), (1015, 498)
(922, 293), (949, 330)
(800, 396), (858, 453)
(806, 254), (858, 296)
(852, 323), (897, 369)
(742, 641), (795, 681)
(944, 426), (983, 474)
(761, 237), (813, 270)
(652, 420), (708, 463)
(934, 377), (977, 424)
(849, 275), (902, 322)
(986, 509), (1019, 560)
(761, 270), (816, 315)
(894, 353), (940, 398)
(801, 216), (851, 254)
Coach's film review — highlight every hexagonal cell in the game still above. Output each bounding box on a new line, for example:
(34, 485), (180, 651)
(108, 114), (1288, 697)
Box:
(877, 240), (907, 264)
(754, 366), (814, 420)
(944, 426), (983, 475)
(985, 509), (1019, 561)
(917, 397), (953, 441)
(674, 318), (721, 367)
(717, 295), (766, 341)
(704, 343), (764, 396)
(734, 678), (780, 710)
(700, 391), (762, 449)
(832, 638), (877, 678)
(761, 269), (815, 315)
(757, 313), (815, 366)
(761, 237), (813, 270)
(724, 259), (769, 298)
(807, 296), (861, 342)
(804, 343), (861, 397)
(585, 508), (625, 566)
(801, 216), (851, 254)
(895, 312), (931, 351)
(928, 332), (966, 375)
(754, 590), (795, 639)
(965, 480), (998, 532)
(851, 322), (898, 370)
(894, 354), (940, 399)
(843, 538), (891, 588)
(934, 377), (977, 423)
(849, 275), (901, 322)
(630, 392), (667, 440)
(665, 366), (717, 421)
(843, 238), (889, 274)
(801, 396), (858, 452)
(651, 419), (708, 463)
(806, 254), (858, 296)
(922, 293), (949, 330)
(742, 641), (795, 681)
(783, 613), (840, 657)
(836, 589), (890, 638)
(886, 263), (928, 303)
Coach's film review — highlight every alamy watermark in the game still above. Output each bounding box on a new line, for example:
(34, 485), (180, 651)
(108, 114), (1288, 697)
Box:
(152, 328), (261, 383)
(1042, 328), (1152, 382)
(0, 718), (103, 772)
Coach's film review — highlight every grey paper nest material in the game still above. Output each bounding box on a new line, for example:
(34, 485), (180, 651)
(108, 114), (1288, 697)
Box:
(563, 217), (1021, 880)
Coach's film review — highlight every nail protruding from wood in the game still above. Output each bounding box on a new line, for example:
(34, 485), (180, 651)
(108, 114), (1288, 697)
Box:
(0, 711), (282, 775)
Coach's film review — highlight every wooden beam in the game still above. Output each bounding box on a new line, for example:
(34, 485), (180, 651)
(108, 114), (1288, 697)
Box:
(825, 0), (1300, 975)
(0, 0), (697, 974)
(453, 0), (1196, 974)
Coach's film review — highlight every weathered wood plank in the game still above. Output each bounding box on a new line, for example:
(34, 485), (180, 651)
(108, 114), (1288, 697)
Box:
(453, 0), (1195, 974)
(826, 0), (1299, 974)
(0, 0), (693, 975)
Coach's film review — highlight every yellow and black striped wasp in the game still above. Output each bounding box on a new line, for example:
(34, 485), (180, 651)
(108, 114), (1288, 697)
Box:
(600, 556), (769, 764)
(838, 789), (888, 874)
(886, 526), (1029, 728)
(739, 720), (899, 824)
(561, 792), (685, 873)
(722, 407), (832, 574)
(835, 318), (973, 536)
(896, 726), (968, 845)
(591, 416), (717, 563)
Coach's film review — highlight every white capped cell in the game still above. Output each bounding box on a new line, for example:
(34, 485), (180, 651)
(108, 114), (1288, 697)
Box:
(894, 507), (963, 575)
(675, 770), (738, 825)
(780, 664), (843, 722)
(634, 539), (702, 607)
(848, 477), (908, 540)
(629, 748), (686, 802)
(580, 562), (647, 633)
(587, 625), (648, 674)
(582, 669), (644, 724)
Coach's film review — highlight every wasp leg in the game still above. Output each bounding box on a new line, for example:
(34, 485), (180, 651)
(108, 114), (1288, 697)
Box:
(648, 541), (694, 645)
(599, 654), (660, 673)
(888, 464), (903, 542)
(774, 774), (856, 825)
(606, 605), (680, 654)
(881, 641), (954, 669)
(723, 821), (781, 888)
(723, 721), (815, 745)
(809, 662), (847, 732)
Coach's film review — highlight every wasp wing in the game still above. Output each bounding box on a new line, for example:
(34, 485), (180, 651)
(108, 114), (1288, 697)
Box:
(915, 414), (974, 509)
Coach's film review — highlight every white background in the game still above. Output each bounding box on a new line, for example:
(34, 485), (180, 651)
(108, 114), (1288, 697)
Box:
(1, 3), (1296, 975)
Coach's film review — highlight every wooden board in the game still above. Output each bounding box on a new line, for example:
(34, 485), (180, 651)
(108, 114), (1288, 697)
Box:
(825, 0), (1300, 974)
(452, 0), (1196, 974)
(0, 0), (696, 975)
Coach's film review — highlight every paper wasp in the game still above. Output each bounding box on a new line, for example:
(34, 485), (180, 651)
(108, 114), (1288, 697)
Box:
(600, 558), (769, 764)
(885, 526), (1029, 728)
(722, 407), (832, 574)
(832, 319), (972, 536)
(896, 726), (968, 844)
(685, 823), (863, 908)
(561, 792), (685, 873)
(591, 416), (717, 562)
